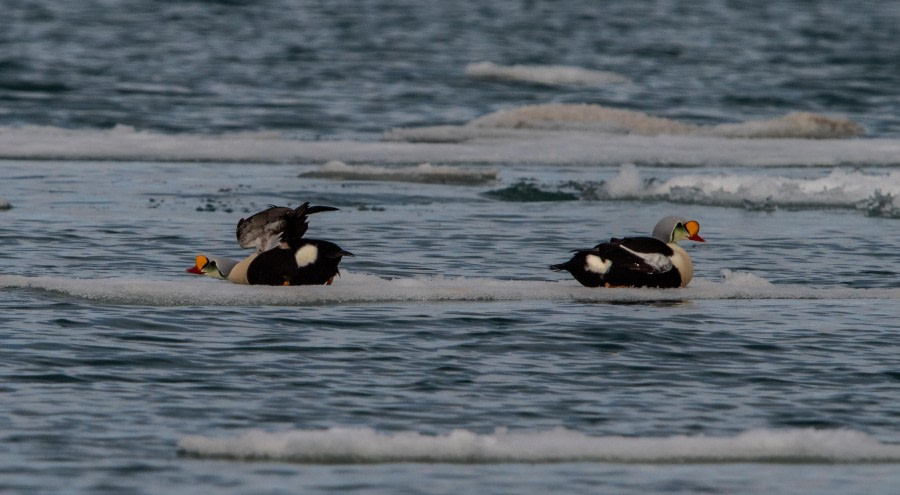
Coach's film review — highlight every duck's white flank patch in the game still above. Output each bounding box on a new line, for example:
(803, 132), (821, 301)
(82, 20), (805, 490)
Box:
(585, 254), (612, 274)
(620, 245), (673, 272)
(295, 244), (319, 267)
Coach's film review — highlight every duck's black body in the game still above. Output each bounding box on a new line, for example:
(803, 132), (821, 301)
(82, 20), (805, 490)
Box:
(246, 238), (352, 286)
(550, 216), (704, 289)
(551, 237), (683, 288)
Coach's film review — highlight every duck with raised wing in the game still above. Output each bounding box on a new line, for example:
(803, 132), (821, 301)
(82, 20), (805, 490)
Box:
(187, 203), (353, 286)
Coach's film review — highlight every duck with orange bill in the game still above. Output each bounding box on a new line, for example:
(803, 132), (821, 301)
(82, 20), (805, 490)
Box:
(550, 216), (705, 288)
(187, 203), (353, 286)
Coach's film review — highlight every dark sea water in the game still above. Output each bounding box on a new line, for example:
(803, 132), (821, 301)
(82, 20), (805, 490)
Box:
(2, 0), (899, 137)
(2, 1), (900, 494)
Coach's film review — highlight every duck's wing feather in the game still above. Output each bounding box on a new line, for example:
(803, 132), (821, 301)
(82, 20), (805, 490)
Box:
(593, 236), (675, 274)
(279, 203), (340, 247)
(236, 203), (340, 252)
(236, 205), (292, 252)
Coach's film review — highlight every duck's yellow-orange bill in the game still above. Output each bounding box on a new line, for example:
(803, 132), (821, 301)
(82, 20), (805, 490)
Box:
(685, 220), (705, 242)
(186, 254), (209, 274)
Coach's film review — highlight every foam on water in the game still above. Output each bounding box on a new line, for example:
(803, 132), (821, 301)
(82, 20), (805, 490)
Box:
(465, 62), (630, 86)
(483, 164), (900, 214)
(1, 271), (897, 306)
(176, 427), (900, 464)
(2, 124), (898, 167)
(299, 160), (497, 185)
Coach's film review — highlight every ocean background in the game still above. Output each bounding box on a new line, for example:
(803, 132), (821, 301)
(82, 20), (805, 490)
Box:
(2, 1), (900, 493)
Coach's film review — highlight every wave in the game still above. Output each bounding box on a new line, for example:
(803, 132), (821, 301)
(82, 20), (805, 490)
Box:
(487, 165), (900, 216)
(388, 104), (864, 141)
(482, 181), (579, 201)
(1, 271), (897, 306)
(113, 82), (195, 96)
(465, 62), (630, 87)
(299, 160), (497, 185)
(177, 427), (900, 464)
(1, 124), (898, 167)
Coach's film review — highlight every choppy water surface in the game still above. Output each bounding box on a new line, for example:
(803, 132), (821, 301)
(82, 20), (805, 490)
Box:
(2, 0), (900, 493)
(1, 160), (899, 494)
(2, 0), (900, 137)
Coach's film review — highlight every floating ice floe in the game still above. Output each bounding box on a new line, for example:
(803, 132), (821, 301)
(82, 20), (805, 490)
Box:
(300, 160), (497, 185)
(465, 62), (630, 87)
(177, 426), (900, 464)
(1, 271), (898, 307)
(1, 122), (897, 167)
(387, 104), (864, 142)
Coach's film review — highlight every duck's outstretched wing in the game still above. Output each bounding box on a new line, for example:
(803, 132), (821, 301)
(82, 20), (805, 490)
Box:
(236, 203), (339, 252)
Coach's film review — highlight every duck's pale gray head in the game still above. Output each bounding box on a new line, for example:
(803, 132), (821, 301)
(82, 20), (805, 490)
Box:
(651, 216), (705, 244)
(186, 255), (238, 280)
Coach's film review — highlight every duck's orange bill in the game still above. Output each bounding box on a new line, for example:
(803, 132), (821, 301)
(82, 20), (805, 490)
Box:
(685, 220), (705, 242)
(186, 255), (208, 274)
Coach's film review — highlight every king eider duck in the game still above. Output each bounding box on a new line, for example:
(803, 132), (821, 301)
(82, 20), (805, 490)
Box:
(549, 216), (705, 288)
(186, 203), (353, 286)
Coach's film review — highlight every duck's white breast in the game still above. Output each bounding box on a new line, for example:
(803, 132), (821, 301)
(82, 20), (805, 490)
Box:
(668, 243), (693, 287)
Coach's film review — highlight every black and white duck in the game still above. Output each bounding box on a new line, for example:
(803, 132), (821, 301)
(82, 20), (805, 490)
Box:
(187, 203), (353, 286)
(550, 216), (705, 288)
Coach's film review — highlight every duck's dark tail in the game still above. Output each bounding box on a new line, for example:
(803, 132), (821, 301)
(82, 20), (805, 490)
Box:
(304, 204), (340, 215)
(282, 203), (339, 246)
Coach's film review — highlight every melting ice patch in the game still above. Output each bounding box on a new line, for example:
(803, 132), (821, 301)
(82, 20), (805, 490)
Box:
(1, 271), (898, 306)
(471, 104), (699, 135)
(465, 62), (630, 87)
(388, 104), (864, 141)
(300, 160), (497, 185)
(177, 427), (900, 464)
(469, 105), (865, 139)
(1, 124), (898, 167)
